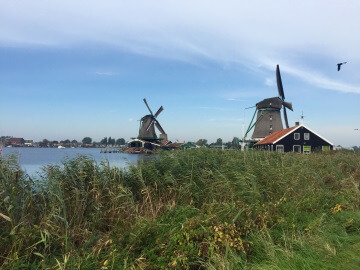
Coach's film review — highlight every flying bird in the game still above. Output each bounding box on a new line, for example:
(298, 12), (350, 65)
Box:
(337, 62), (347, 71)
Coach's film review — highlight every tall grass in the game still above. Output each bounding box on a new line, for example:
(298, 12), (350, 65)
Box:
(1, 150), (359, 269)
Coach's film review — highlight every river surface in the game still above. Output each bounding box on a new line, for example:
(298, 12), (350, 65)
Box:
(1, 147), (152, 176)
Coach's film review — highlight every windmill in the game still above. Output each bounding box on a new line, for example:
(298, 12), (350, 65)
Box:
(244, 65), (293, 141)
(138, 98), (168, 141)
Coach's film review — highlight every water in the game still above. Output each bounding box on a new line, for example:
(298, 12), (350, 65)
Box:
(1, 147), (152, 176)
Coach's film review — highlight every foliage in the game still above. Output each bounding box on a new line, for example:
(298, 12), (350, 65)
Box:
(101, 137), (108, 145)
(116, 138), (126, 145)
(82, 137), (92, 144)
(108, 137), (115, 145)
(196, 139), (208, 146)
(0, 150), (360, 269)
(215, 138), (223, 145)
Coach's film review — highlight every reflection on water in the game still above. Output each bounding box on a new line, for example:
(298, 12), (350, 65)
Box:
(1, 147), (155, 176)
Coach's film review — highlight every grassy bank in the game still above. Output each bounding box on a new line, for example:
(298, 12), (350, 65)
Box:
(1, 150), (360, 269)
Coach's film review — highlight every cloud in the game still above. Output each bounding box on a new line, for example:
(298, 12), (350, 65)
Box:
(261, 60), (360, 94)
(226, 98), (248, 102)
(265, 78), (275, 87)
(2, 1), (360, 60)
(94, 71), (114, 76)
(1, 0), (360, 95)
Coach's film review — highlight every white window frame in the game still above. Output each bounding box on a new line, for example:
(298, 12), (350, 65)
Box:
(293, 145), (301, 153)
(294, 133), (300, 140)
(304, 133), (310, 140)
(276, 145), (284, 153)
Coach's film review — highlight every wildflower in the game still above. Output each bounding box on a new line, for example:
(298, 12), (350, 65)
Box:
(331, 204), (343, 214)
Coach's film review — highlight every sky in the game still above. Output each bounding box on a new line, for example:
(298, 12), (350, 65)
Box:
(0, 0), (359, 146)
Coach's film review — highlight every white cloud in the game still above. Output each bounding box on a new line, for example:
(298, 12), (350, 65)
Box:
(1, 0), (360, 95)
(261, 60), (360, 94)
(265, 78), (275, 87)
(94, 71), (114, 76)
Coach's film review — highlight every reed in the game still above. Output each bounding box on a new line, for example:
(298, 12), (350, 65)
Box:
(0, 150), (359, 269)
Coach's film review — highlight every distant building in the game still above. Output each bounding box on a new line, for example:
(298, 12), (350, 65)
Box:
(9, 138), (25, 146)
(128, 138), (161, 150)
(253, 123), (333, 153)
(24, 140), (34, 146)
(181, 142), (199, 150)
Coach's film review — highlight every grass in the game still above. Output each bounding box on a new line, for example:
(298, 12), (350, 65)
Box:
(0, 149), (360, 269)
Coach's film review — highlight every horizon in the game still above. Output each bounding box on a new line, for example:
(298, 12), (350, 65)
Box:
(1, 1), (360, 147)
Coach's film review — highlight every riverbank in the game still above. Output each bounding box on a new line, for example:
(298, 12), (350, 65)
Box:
(1, 149), (359, 269)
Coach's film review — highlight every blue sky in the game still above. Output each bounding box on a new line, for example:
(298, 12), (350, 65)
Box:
(1, 0), (359, 146)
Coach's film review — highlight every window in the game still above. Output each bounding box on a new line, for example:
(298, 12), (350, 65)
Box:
(294, 133), (300, 140)
(293, 145), (301, 153)
(303, 145), (311, 154)
(304, 133), (310, 140)
(276, 145), (284, 153)
(322, 146), (330, 151)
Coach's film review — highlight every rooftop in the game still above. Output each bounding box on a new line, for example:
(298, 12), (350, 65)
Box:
(255, 126), (297, 145)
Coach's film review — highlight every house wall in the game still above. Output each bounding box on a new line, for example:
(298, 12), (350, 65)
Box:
(275, 126), (333, 152)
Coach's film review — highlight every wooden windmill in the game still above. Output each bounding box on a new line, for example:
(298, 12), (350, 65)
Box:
(245, 65), (293, 141)
(138, 98), (168, 141)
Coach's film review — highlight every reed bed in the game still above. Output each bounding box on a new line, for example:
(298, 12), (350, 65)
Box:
(1, 150), (360, 269)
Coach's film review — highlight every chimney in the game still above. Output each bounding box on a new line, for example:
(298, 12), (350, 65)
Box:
(295, 121), (300, 126)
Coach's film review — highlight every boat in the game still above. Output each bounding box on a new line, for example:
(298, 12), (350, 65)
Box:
(58, 145), (65, 149)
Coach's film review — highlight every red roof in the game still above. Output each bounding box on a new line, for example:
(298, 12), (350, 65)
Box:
(255, 126), (297, 145)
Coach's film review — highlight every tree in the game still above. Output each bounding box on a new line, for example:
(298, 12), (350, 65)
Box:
(100, 137), (108, 145)
(216, 138), (223, 145)
(40, 139), (49, 147)
(232, 137), (240, 149)
(196, 139), (208, 146)
(82, 137), (92, 145)
(116, 138), (126, 145)
(108, 137), (115, 146)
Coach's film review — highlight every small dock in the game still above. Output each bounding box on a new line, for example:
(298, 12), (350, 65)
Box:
(100, 147), (123, 153)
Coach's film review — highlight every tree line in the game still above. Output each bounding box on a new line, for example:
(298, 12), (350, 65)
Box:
(81, 137), (126, 146)
(195, 137), (241, 149)
(37, 137), (126, 147)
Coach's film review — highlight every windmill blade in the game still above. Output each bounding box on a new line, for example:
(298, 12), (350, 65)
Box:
(155, 121), (166, 134)
(282, 101), (293, 111)
(143, 98), (154, 115)
(283, 105), (290, 128)
(154, 106), (164, 118)
(276, 65), (285, 100)
(146, 119), (155, 131)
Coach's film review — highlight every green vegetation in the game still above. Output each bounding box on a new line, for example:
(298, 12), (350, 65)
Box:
(1, 150), (360, 269)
